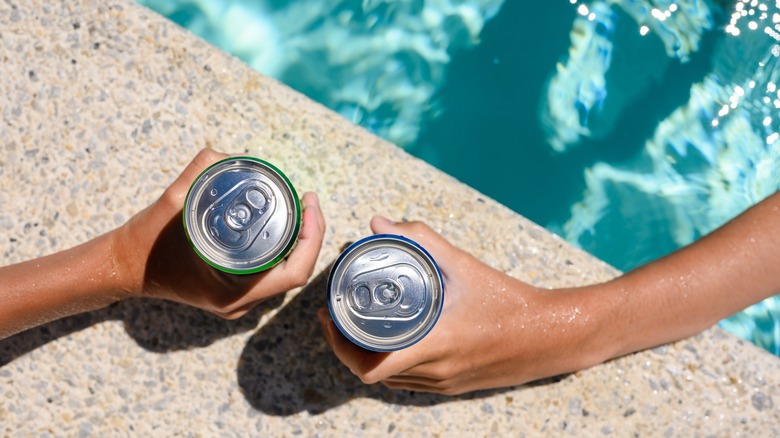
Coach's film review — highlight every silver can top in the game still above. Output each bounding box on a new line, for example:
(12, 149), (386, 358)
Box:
(327, 234), (444, 352)
(183, 157), (301, 274)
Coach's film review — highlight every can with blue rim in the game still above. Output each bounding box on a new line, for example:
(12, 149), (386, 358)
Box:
(183, 156), (301, 274)
(327, 234), (444, 352)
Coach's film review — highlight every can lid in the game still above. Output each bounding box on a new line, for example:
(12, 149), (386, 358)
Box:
(182, 156), (301, 274)
(327, 234), (444, 352)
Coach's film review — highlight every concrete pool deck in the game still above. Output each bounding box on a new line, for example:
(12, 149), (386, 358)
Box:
(1, 0), (778, 435)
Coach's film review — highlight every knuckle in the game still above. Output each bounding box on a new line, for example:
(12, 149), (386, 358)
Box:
(194, 147), (222, 166)
(214, 308), (245, 320)
(357, 372), (380, 385)
(405, 221), (435, 239)
(427, 363), (457, 381)
(291, 268), (311, 288)
(284, 262), (313, 289)
(204, 294), (248, 318)
(404, 220), (428, 232)
(159, 186), (184, 210)
(360, 376), (380, 385)
(381, 381), (407, 391)
(439, 386), (462, 396)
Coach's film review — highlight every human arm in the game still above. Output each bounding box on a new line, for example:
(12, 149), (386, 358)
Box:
(317, 191), (780, 395)
(0, 148), (326, 340)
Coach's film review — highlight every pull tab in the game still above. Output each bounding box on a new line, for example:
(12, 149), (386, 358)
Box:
(347, 263), (427, 320)
(205, 180), (276, 251)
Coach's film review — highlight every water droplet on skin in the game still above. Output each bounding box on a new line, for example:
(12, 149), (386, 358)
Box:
(210, 189), (217, 196)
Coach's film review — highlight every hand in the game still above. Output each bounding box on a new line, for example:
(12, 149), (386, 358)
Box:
(114, 148), (327, 319)
(317, 217), (604, 395)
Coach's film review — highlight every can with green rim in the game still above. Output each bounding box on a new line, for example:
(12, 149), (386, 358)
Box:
(183, 157), (301, 274)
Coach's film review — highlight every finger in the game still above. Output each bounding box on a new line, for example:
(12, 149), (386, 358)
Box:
(381, 379), (454, 395)
(382, 375), (446, 386)
(317, 308), (387, 377)
(168, 148), (230, 200)
(207, 191), (324, 312)
(369, 216), (466, 271)
(317, 307), (440, 384)
(300, 192), (327, 242)
(382, 376), (476, 395)
(269, 192), (325, 284)
(238, 192), (325, 303)
(157, 148), (230, 218)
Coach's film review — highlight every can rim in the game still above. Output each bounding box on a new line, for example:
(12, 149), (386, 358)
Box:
(326, 233), (445, 352)
(182, 156), (302, 275)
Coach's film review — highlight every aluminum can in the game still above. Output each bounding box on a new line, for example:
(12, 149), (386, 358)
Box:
(183, 156), (301, 274)
(327, 234), (444, 352)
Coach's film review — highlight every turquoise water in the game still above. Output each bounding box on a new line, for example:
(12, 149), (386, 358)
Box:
(138, 0), (780, 356)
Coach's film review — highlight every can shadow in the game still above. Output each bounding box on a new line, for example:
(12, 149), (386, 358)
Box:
(236, 263), (518, 416)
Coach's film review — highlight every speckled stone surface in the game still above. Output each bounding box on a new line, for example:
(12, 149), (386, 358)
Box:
(1, 0), (778, 436)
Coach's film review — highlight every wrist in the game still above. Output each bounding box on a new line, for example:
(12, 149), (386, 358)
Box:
(517, 284), (618, 380)
(575, 275), (653, 365)
(550, 283), (628, 372)
(107, 219), (147, 299)
(83, 230), (137, 304)
(0, 229), (131, 339)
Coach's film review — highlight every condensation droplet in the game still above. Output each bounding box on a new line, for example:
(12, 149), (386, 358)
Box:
(262, 231), (270, 239)
(210, 188), (217, 196)
(383, 322), (392, 329)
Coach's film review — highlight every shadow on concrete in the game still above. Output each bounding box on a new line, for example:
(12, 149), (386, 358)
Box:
(0, 209), (288, 364)
(0, 295), (283, 366)
(0, 209), (284, 367)
(0, 305), (114, 367)
(236, 264), (529, 416)
(118, 295), (283, 352)
(121, 210), (286, 352)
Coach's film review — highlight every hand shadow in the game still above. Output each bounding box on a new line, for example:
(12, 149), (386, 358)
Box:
(236, 262), (516, 416)
(121, 210), (285, 352)
(0, 304), (115, 366)
(117, 294), (283, 352)
(0, 212), (286, 365)
(0, 295), (282, 367)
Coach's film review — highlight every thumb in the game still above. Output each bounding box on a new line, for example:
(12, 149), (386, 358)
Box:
(368, 216), (464, 271)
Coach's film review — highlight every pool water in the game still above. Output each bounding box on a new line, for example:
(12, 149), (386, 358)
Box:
(138, 0), (780, 356)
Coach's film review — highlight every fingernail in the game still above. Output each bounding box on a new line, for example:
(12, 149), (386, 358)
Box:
(303, 192), (321, 213)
